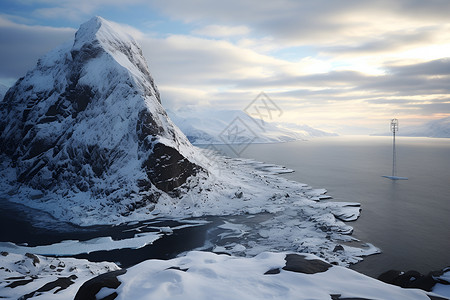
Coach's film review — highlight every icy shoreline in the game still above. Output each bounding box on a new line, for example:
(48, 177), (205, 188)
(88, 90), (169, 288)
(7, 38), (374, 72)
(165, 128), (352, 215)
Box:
(1, 152), (449, 299)
(0, 149), (379, 266)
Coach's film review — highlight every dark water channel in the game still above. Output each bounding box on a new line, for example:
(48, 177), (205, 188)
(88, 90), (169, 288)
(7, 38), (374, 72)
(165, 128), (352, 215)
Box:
(212, 136), (450, 277)
(1, 136), (448, 279)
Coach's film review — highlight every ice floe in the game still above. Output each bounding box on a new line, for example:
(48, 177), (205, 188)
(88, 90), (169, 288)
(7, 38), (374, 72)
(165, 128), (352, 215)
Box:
(0, 232), (161, 256)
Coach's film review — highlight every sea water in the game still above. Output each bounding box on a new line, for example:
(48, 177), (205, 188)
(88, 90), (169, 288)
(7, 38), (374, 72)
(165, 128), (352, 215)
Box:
(1, 136), (448, 278)
(213, 136), (450, 277)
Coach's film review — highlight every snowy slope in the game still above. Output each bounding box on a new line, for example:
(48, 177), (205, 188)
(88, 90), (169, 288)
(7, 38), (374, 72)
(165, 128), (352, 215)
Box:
(0, 16), (205, 223)
(399, 117), (450, 138)
(96, 251), (450, 300)
(167, 108), (336, 145)
(2, 251), (448, 300)
(0, 252), (120, 300)
(374, 117), (450, 138)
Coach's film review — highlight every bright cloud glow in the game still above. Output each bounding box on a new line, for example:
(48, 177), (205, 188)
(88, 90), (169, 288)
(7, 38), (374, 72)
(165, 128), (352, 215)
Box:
(193, 24), (251, 37)
(0, 0), (449, 134)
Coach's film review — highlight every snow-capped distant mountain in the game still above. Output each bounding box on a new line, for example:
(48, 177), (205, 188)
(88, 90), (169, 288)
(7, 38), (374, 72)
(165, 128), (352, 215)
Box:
(0, 84), (9, 101)
(0, 16), (204, 222)
(167, 108), (336, 145)
(400, 117), (450, 138)
(272, 121), (338, 138)
(374, 117), (450, 138)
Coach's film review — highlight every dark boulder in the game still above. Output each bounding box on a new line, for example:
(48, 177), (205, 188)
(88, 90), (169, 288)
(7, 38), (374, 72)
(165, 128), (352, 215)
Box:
(282, 254), (331, 274)
(378, 268), (448, 292)
(74, 269), (126, 300)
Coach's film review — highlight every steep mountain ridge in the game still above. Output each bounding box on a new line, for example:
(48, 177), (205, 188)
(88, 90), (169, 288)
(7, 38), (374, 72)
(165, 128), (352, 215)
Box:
(0, 17), (204, 219)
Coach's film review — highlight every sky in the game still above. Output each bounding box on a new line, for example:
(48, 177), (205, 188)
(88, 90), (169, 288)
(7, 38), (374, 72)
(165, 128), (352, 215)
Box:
(1, 0), (449, 134)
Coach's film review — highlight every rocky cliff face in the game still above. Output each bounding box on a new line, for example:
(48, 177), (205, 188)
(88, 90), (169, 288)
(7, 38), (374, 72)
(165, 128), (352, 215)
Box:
(0, 17), (204, 216)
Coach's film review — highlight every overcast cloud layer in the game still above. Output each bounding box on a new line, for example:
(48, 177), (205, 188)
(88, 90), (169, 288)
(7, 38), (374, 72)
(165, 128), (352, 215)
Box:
(0, 0), (449, 133)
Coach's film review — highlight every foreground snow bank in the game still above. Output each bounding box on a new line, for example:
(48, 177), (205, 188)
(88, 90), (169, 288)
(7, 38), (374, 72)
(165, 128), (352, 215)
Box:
(0, 252), (119, 300)
(2, 251), (448, 300)
(79, 251), (448, 300)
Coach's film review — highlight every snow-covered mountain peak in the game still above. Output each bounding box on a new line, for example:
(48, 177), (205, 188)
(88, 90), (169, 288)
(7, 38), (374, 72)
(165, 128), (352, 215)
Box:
(0, 17), (204, 222)
(73, 16), (103, 47)
(73, 16), (132, 53)
(70, 16), (161, 103)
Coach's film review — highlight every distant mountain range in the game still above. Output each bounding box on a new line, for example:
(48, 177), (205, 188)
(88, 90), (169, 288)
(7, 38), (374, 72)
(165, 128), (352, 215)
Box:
(167, 108), (337, 145)
(374, 117), (450, 138)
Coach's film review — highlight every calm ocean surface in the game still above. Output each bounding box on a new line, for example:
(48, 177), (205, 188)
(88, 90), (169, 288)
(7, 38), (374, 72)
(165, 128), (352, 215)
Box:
(214, 136), (450, 277)
(1, 136), (448, 278)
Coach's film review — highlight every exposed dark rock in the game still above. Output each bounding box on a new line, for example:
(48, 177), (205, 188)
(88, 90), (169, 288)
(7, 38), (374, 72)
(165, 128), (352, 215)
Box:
(74, 269), (126, 300)
(378, 268), (446, 292)
(282, 254), (331, 274)
(144, 143), (201, 194)
(377, 269), (402, 283)
(6, 278), (35, 288)
(264, 268), (281, 275)
(166, 266), (189, 272)
(136, 109), (165, 140)
(5, 276), (28, 280)
(330, 295), (374, 300)
(20, 275), (78, 300)
(333, 245), (344, 252)
(25, 253), (40, 266)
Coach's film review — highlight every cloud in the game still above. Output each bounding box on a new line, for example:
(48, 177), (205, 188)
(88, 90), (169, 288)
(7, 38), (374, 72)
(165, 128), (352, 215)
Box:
(151, 0), (450, 43)
(388, 58), (450, 76)
(321, 27), (438, 55)
(0, 16), (74, 79)
(1, 1), (449, 133)
(25, 0), (151, 22)
(137, 28), (450, 126)
(139, 34), (293, 87)
(192, 25), (250, 37)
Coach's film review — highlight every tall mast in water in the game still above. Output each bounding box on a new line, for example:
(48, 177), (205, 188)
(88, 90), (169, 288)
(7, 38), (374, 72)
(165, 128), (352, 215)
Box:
(382, 118), (408, 180)
(391, 118), (398, 177)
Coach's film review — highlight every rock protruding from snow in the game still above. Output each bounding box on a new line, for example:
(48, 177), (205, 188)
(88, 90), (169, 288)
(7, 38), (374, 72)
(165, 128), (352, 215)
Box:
(0, 16), (204, 221)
